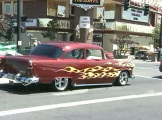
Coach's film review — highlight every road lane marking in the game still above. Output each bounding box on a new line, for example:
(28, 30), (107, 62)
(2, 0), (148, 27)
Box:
(135, 67), (159, 70)
(1, 92), (162, 117)
(52, 89), (88, 96)
(135, 75), (162, 80)
(133, 61), (159, 64)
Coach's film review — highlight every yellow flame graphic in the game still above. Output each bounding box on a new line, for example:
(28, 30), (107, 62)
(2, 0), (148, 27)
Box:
(60, 62), (133, 79)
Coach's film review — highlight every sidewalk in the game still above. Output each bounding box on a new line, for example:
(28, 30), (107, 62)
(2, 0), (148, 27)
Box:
(123, 55), (160, 63)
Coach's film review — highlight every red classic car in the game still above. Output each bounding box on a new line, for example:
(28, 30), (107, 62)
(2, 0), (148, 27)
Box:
(0, 42), (134, 91)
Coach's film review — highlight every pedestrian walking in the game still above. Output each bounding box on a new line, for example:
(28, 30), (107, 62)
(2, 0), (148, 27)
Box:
(32, 39), (41, 47)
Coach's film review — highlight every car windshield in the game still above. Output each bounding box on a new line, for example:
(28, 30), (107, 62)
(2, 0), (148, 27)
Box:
(30, 44), (64, 58)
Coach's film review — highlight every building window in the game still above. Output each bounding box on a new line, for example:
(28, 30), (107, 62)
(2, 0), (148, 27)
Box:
(57, 5), (65, 17)
(104, 4), (115, 19)
(0, 3), (2, 15)
(95, 4), (115, 19)
(97, 7), (104, 19)
(5, 3), (11, 14)
(14, 3), (17, 14)
(70, 5), (74, 16)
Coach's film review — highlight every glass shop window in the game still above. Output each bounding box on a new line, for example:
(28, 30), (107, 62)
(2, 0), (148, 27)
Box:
(57, 5), (65, 17)
(70, 5), (74, 16)
(14, 3), (17, 14)
(104, 4), (115, 19)
(95, 4), (115, 19)
(5, 3), (11, 14)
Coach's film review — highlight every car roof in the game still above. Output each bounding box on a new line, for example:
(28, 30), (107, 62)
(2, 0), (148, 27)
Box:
(41, 42), (102, 51)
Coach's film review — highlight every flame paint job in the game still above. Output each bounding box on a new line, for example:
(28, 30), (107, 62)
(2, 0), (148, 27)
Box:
(60, 66), (120, 79)
(59, 61), (134, 80)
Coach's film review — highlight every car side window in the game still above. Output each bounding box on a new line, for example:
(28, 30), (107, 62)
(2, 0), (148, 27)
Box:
(86, 49), (102, 60)
(64, 49), (84, 59)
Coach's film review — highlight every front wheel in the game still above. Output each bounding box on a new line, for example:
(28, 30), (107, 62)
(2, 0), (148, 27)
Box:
(114, 71), (129, 86)
(50, 78), (69, 91)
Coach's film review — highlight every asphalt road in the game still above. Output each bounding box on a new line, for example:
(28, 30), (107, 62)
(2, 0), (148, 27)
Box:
(0, 57), (162, 120)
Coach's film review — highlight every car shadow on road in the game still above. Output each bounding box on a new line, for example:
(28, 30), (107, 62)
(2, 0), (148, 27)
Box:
(0, 83), (52, 95)
(152, 75), (162, 79)
(0, 83), (131, 95)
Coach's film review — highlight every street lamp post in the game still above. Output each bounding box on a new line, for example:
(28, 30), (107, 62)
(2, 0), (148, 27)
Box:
(100, 17), (106, 48)
(27, 33), (33, 49)
(17, 0), (21, 52)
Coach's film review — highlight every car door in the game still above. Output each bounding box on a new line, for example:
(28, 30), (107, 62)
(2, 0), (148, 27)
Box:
(60, 48), (87, 84)
(85, 49), (113, 84)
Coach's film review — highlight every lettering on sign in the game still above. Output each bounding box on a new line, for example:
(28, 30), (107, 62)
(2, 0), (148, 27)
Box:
(130, 8), (143, 21)
(58, 20), (70, 29)
(80, 16), (90, 28)
(12, 19), (37, 26)
(72, 0), (100, 5)
(122, 7), (149, 23)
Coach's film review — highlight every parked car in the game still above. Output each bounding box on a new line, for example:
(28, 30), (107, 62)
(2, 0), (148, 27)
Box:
(0, 42), (16, 49)
(0, 42), (21, 56)
(0, 42), (135, 91)
(134, 50), (149, 59)
(159, 59), (162, 72)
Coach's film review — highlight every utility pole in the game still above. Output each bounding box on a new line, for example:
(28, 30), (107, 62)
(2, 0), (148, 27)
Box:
(158, 16), (162, 61)
(17, 0), (21, 52)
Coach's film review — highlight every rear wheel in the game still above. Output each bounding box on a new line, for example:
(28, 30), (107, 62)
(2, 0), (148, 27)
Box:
(114, 71), (129, 86)
(50, 78), (69, 91)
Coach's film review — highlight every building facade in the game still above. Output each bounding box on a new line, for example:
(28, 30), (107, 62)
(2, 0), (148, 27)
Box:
(0, 0), (156, 52)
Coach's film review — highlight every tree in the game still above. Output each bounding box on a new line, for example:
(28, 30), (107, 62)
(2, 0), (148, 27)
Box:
(0, 17), (14, 43)
(153, 24), (160, 48)
(110, 34), (138, 57)
(42, 19), (59, 41)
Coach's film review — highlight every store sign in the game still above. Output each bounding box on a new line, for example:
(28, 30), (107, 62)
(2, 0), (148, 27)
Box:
(13, 19), (37, 27)
(58, 20), (70, 29)
(18, 41), (22, 46)
(122, 7), (149, 23)
(70, 0), (104, 10)
(72, 0), (101, 5)
(80, 16), (90, 28)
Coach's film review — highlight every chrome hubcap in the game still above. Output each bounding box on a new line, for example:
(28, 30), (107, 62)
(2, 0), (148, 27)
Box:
(55, 78), (68, 90)
(119, 72), (128, 85)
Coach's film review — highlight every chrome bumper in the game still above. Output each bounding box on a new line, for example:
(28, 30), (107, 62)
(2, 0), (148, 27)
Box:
(1, 72), (39, 86)
(131, 74), (135, 79)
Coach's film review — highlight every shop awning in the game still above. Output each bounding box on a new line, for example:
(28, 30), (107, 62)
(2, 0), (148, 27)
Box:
(130, 0), (162, 13)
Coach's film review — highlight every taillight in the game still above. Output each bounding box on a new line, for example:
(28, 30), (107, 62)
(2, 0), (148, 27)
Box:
(27, 60), (33, 77)
(160, 61), (162, 64)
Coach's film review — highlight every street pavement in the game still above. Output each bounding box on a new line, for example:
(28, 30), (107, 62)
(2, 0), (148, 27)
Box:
(0, 55), (162, 120)
(120, 55), (160, 64)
